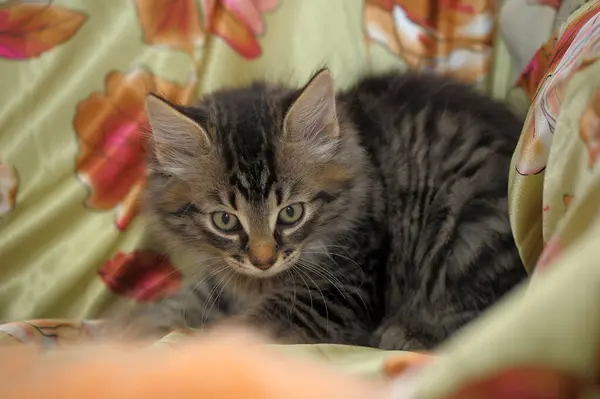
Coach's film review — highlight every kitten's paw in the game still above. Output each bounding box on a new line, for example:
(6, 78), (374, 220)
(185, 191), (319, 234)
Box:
(372, 324), (427, 352)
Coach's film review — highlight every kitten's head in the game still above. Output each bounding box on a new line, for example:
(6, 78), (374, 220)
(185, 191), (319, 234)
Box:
(144, 69), (368, 280)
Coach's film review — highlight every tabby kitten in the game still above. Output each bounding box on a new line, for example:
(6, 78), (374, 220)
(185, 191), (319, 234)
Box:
(137, 69), (526, 350)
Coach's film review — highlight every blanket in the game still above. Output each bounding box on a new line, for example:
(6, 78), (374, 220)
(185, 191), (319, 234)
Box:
(0, 0), (508, 322)
(3, 0), (600, 398)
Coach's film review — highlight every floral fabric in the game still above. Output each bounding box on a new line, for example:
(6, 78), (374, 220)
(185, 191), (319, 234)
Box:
(405, 2), (600, 398)
(363, 0), (497, 85)
(0, 0), (509, 322)
(1, 1), (600, 399)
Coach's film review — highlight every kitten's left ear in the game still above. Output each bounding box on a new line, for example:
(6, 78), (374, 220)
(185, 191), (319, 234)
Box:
(283, 69), (339, 155)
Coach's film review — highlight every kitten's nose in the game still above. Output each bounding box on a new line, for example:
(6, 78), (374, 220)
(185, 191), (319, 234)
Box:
(248, 241), (277, 270)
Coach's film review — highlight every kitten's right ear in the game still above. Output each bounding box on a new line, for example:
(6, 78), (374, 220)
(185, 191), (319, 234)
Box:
(283, 69), (339, 159)
(145, 94), (211, 171)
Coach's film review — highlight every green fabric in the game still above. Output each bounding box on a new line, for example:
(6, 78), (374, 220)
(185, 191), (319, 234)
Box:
(3, 1), (600, 398)
(0, 0), (504, 321)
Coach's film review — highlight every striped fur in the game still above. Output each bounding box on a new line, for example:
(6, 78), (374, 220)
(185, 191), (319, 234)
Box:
(134, 70), (527, 350)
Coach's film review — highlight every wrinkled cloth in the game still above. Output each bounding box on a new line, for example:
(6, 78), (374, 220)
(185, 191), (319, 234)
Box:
(405, 2), (600, 397)
(6, 1), (600, 398)
(0, 0), (505, 322)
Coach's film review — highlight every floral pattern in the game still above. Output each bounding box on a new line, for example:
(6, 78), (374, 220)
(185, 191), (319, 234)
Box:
(0, 2), (86, 60)
(363, 0), (495, 83)
(535, 236), (564, 274)
(515, 5), (600, 176)
(0, 160), (18, 218)
(384, 352), (433, 377)
(204, 0), (279, 59)
(526, 0), (561, 9)
(444, 367), (584, 399)
(99, 251), (182, 301)
(135, 0), (205, 55)
(135, 0), (279, 59)
(579, 87), (600, 168)
(0, 319), (102, 347)
(563, 194), (573, 209)
(73, 69), (197, 231)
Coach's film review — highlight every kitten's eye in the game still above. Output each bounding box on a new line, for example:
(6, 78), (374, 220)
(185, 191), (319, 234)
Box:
(211, 211), (239, 232)
(171, 203), (199, 218)
(278, 203), (305, 226)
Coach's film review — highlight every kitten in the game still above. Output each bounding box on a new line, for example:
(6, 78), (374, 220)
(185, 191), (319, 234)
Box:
(133, 69), (526, 350)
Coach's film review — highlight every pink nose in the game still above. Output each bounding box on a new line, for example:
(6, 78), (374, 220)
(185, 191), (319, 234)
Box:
(249, 255), (277, 270)
(248, 242), (277, 270)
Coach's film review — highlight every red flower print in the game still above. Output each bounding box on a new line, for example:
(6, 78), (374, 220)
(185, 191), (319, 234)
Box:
(526, 0), (561, 9)
(517, 33), (557, 102)
(579, 88), (600, 169)
(135, 0), (278, 59)
(99, 251), (182, 301)
(445, 367), (583, 399)
(518, 0), (600, 101)
(135, 0), (205, 55)
(73, 69), (197, 231)
(535, 237), (563, 275)
(0, 3), (86, 60)
(0, 159), (18, 218)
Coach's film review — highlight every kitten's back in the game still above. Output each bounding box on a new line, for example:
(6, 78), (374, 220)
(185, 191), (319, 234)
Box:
(338, 72), (526, 349)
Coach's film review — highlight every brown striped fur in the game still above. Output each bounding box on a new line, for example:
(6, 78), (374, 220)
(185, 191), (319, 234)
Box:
(123, 69), (527, 350)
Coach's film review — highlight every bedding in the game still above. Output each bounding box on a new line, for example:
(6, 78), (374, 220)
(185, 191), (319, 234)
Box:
(0, 0), (504, 323)
(2, 0), (600, 398)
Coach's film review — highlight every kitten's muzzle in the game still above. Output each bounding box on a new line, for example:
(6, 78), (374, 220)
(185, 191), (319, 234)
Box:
(248, 241), (277, 270)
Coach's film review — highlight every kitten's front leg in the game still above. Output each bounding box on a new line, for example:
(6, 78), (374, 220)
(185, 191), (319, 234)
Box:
(234, 287), (371, 346)
(371, 322), (429, 351)
(372, 308), (480, 351)
(105, 281), (232, 339)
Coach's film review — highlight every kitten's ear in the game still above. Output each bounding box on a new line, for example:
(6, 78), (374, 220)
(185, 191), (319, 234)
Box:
(283, 69), (339, 156)
(145, 94), (210, 171)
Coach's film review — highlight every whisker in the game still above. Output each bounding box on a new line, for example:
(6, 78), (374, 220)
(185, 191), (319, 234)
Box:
(290, 266), (313, 311)
(294, 266), (329, 333)
(297, 260), (348, 301)
(296, 258), (369, 313)
(200, 269), (230, 326)
(285, 269), (297, 324)
(204, 271), (235, 326)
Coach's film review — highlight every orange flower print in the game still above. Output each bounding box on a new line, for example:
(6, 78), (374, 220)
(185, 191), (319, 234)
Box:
(135, 0), (205, 55)
(384, 352), (433, 378)
(363, 0), (495, 83)
(579, 88), (600, 169)
(0, 3), (87, 59)
(563, 194), (573, 209)
(445, 367), (583, 399)
(135, 0), (278, 59)
(515, 111), (551, 176)
(0, 160), (18, 218)
(99, 251), (182, 301)
(516, 13), (600, 176)
(74, 69), (197, 231)
(204, 0), (279, 59)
